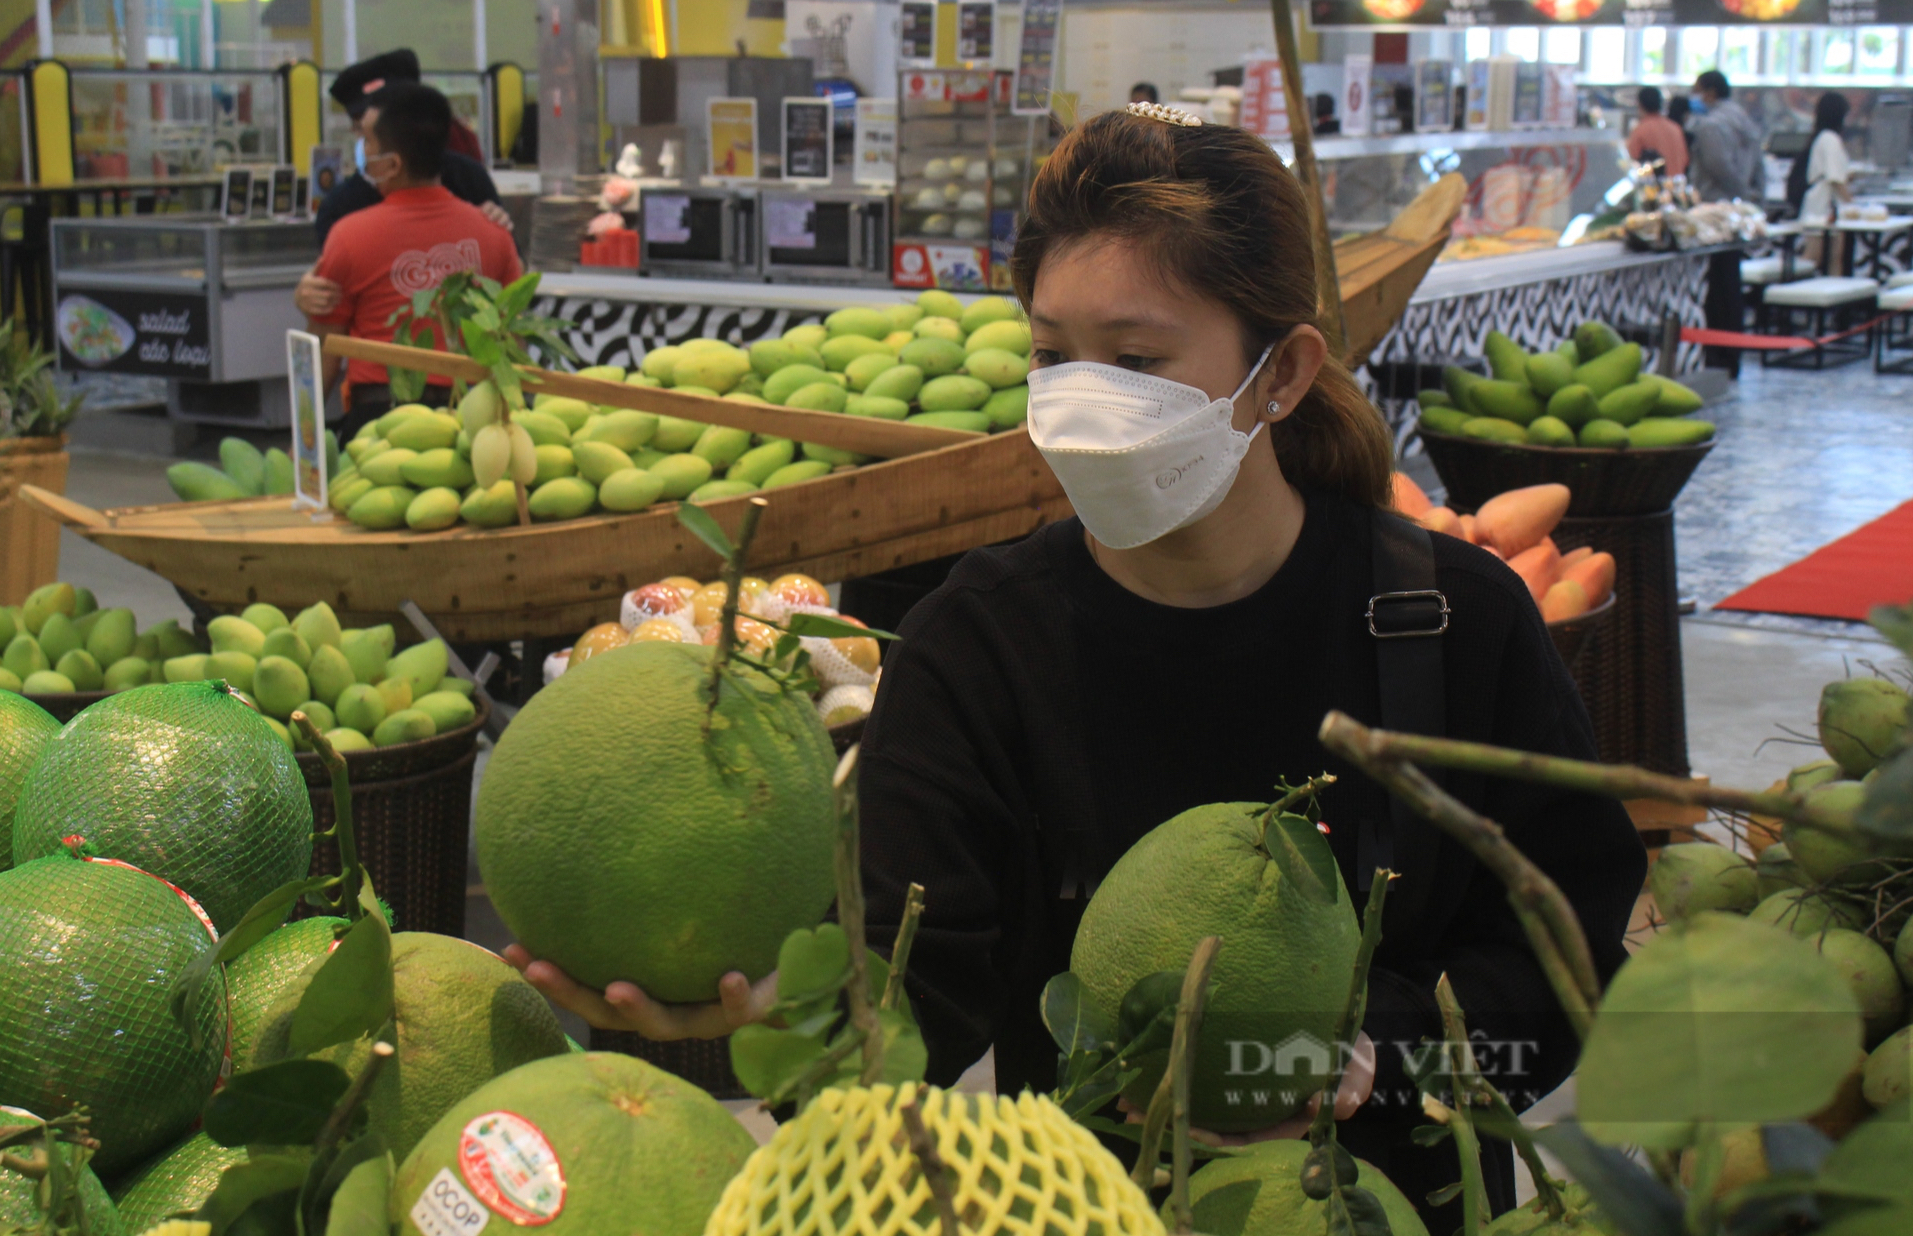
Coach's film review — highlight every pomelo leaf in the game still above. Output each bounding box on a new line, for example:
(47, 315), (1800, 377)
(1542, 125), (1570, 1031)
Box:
(674, 500), (736, 564)
(196, 1154), (310, 1234)
(784, 612), (900, 642)
(776, 922), (851, 1005)
(1869, 603), (1913, 660)
(171, 874), (337, 1045)
(1576, 913), (1863, 1149)
(1040, 972), (1114, 1056)
(204, 1059), (351, 1147)
(321, 1148), (393, 1236)
(1820, 1103), (1913, 1209)
(730, 1023), (828, 1100)
(289, 912), (394, 1057)
(1532, 1122), (1683, 1236)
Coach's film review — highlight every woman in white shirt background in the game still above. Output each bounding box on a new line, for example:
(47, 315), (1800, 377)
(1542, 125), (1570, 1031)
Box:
(1799, 92), (1853, 273)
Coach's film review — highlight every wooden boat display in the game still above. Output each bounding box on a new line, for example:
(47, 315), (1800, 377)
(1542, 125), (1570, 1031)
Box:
(24, 181), (1463, 642)
(1334, 173), (1467, 369)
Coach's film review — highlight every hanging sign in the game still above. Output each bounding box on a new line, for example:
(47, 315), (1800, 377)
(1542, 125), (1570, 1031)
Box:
(899, 1), (939, 65)
(1013, 0), (1061, 114)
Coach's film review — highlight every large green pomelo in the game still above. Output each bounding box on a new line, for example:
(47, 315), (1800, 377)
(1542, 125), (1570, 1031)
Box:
(392, 1052), (755, 1236)
(227, 916), (346, 1068)
(1175, 1137), (1427, 1236)
(111, 1131), (246, 1233)
(11, 682), (314, 930)
(0, 850), (226, 1177)
(0, 691), (58, 872)
(0, 1106), (125, 1236)
(475, 642), (837, 1000)
(254, 932), (568, 1161)
(1482, 1184), (1607, 1234)
(1648, 843), (1757, 922)
(1070, 803), (1360, 1130)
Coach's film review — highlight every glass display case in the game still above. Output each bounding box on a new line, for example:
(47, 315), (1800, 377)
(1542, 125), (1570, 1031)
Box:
(68, 69), (283, 180)
(51, 217), (316, 403)
(890, 69), (1053, 292)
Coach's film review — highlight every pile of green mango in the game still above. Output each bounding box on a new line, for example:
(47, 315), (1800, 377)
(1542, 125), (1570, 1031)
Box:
(326, 290), (1032, 533)
(0, 582), (206, 697)
(166, 432), (341, 502)
(1417, 322), (1716, 451)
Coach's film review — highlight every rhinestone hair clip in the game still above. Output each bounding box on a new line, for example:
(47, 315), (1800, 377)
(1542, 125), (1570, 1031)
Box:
(1125, 101), (1202, 126)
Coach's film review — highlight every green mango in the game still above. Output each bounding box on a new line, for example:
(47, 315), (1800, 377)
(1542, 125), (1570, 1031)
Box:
(167, 461), (248, 502)
(864, 364), (926, 403)
(264, 448), (295, 495)
(399, 448), (476, 490)
(385, 413), (461, 452)
(161, 652), (207, 683)
(802, 442), (869, 467)
(824, 306), (892, 340)
(261, 625), (312, 670)
(918, 375), (993, 413)
(964, 319), (1031, 356)
(1525, 416), (1577, 447)
(763, 364), (833, 405)
(328, 476), (376, 515)
(573, 441), (637, 485)
(781, 323), (828, 348)
(787, 382), (849, 414)
(1418, 406), (1473, 436)
(982, 385), (1029, 429)
(3, 634), (47, 681)
(1626, 418), (1716, 448)
(692, 425), (754, 470)
(1524, 351), (1575, 398)
(579, 410), (659, 453)
(1460, 417), (1529, 444)
(762, 460), (834, 489)
(648, 454), (714, 500)
(1416, 388), (1452, 408)
(1572, 321), (1624, 361)
(1577, 418), (1630, 449)
(845, 395), (911, 421)
(358, 448), (418, 488)
(103, 655), (152, 693)
(385, 639), (449, 699)
(1466, 380), (1543, 426)
(1571, 342), (1643, 399)
(962, 348), (1029, 390)
(688, 479), (761, 502)
(459, 479), (521, 528)
(1441, 365), (1485, 412)
(55, 649), (103, 691)
(527, 476), (596, 521)
(1646, 374), (1706, 415)
(1545, 384), (1601, 429)
(1595, 381), (1662, 427)
(84, 607), (136, 666)
(532, 444), (577, 485)
(651, 415), (706, 453)
(36, 612), (82, 664)
(21, 670), (74, 696)
(1483, 330), (1529, 381)
(897, 337), (967, 378)
(728, 440), (798, 487)
(1556, 339), (1580, 365)
(405, 487), (464, 531)
(598, 468), (668, 512)
(347, 485), (417, 530)
(845, 351), (901, 392)
(819, 334), (891, 372)
(514, 410), (572, 447)
(219, 437), (267, 495)
(907, 411), (991, 433)
(536, 397), (596, 433)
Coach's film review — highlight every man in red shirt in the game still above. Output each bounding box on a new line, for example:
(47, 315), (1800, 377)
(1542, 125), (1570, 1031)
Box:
(307, 81), (522, 438)
(1625, 86), (1688, 178)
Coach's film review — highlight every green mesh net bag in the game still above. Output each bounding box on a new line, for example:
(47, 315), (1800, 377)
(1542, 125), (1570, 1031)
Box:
(0, 691), (59, 872)
(11, 681), (314, 931)
(227, 916), (345, 1069)
(0, 1106), (126, 1236)
(0, 846), (229, 1179)
(110, 1131), (246, 1236)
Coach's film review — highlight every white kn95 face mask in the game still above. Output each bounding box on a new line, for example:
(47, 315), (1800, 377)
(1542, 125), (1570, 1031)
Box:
(1026, 343), (1275, 550)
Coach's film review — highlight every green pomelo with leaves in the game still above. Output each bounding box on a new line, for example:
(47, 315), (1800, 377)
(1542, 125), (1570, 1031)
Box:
(0, 691), (58, 872)
(1481, 1184), (1607, 1234)
(476, 642), (838, 1001)
(10, 682), (314, 932)
(1069, 802), (1361, 1130)
(254, 932), (569, 1161)
(393, 1052), (756, 1236)
(1174, 1137), (1428, 1236)
(0, 1107), (125, 1236)
(0, 848), (226, 1177)
(228, 916), (347, 1068)
(110, 1131), (246, 1235)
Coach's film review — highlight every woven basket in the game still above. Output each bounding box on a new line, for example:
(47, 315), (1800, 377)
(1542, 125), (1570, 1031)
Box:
(302, 697), (489, 937)
(1546, 592), (1616, 671)
(1551, 511), (1689, 775)
(1420, 428), (1714, 517)
(588, 711), (870, 1100)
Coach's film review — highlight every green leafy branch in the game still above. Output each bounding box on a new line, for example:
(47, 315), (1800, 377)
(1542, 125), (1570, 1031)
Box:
(384, 272), (576, 407)
(0, 1110), (100, 1236)
(728, 746), (929, 1111)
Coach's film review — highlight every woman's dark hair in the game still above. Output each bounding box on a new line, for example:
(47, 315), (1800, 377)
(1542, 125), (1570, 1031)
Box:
(1638, 85), (1663, 115)
(1009, 110), (1394, 509)
(1695, 70), (1731, 100)
(1814, 91), (1850, 136)
(369, 82), (452, 181)
(1667, 95), (1692, 127)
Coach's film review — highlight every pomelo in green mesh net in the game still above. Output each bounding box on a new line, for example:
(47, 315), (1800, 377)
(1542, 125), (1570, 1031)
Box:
(0, 691), (59, 872)
(11, 680), (314, 931)
(0, 1106), (126, 1236)
(110, 1131), (246, 1235)
(0, 846), (227, 1178)
(227, 915), (345, 1069)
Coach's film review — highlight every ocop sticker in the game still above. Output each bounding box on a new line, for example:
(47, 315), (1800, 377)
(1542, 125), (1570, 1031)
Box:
(411, 1168), (490, 1236)
(457, 1111), (566, 1226)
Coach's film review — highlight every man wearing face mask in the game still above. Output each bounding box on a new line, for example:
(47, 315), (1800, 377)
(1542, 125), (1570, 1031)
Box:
(305, 82), (522, 438)
(504, 107), (1641, 1232)
(295, 49), (511, 321)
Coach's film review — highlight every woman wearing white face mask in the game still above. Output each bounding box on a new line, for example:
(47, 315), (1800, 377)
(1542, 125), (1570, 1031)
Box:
(506, 106), (1642, 1231)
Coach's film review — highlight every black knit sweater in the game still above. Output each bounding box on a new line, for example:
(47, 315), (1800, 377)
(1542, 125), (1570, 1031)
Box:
(858, 490), (1645, 1220)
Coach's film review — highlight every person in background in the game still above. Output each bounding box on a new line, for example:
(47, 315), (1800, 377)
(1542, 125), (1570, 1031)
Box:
(1129, 82), (1160, 105)
(1313, 92), (1340, 135)
(1793, 92), (1854, 273)
(304, 83), (522, 439)
(1688, 71), (1764, 376)
(1626, 85), (1688, 177)
(296, 49), (513, 321)
(1666, 93), (1693, 142)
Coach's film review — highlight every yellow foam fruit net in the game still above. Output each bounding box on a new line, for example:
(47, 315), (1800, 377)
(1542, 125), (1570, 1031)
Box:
(705, 1084), (1165, 1236)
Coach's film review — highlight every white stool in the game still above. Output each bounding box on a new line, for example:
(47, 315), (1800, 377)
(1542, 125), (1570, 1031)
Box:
(1740, 255), (1787, 285)
(1885, 269), (1913, 291)
(1876, 285), (1913, 373)
(1762, 277), (1881, 369)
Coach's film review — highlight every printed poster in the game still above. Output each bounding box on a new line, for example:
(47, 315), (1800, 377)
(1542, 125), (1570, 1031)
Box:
(1013, 0), (1060, 115)
(853, 97), (898, 185)
(899, 1), (938, 65)
(286, 330), (328, 512)
(781, 96), (834, 182)
(956, 0), (994, 62)
(707, 98), (759, 181)
(1239, 53), (1290, 142)
(308, 146), (344, 212)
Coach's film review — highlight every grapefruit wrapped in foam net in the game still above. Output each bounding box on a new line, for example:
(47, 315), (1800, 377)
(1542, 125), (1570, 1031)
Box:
(703, 1084), (1165, 1236)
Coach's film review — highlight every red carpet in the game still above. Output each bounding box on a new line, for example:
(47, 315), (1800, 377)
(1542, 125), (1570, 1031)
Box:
(1715, 500), (1913, 621)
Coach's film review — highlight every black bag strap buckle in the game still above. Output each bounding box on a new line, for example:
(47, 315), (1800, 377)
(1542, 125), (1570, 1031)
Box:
(1366, 589), (1451, 639)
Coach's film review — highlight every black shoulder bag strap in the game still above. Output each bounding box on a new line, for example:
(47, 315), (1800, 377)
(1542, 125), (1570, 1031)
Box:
(1362, 510), (1449, 916)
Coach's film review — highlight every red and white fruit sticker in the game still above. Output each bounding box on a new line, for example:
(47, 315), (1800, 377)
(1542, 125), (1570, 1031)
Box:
(411, 1168), (490, 1236)
(457, 1112), (565, 1226)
